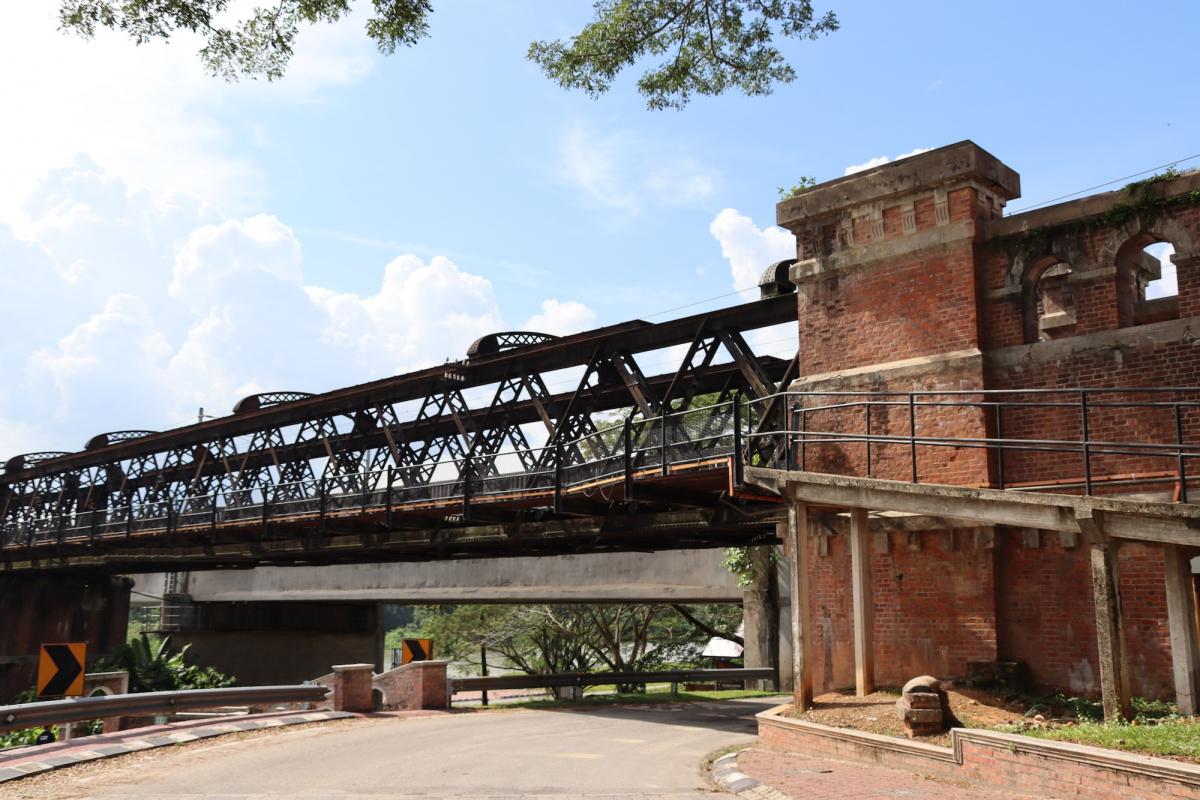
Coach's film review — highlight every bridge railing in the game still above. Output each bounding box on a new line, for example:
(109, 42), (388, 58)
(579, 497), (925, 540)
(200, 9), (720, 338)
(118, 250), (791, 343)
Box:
(742, 388), (1200, 500)
(0, 399), (745, 548)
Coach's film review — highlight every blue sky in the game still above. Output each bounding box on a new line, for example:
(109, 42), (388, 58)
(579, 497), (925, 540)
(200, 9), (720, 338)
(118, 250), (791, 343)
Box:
(0, 1), (1197, 456)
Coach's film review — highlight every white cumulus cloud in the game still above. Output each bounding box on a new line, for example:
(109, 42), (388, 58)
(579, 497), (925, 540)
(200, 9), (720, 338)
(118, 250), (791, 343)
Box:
(844, 147), (934, 176)
(0, 164), (597, 457)
(709, 208), (795, 292)
(523, 299), (598, 336)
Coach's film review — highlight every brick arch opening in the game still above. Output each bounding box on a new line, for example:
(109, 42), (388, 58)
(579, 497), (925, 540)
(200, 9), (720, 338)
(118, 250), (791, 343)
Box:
(1022, 257), (1076, 343)
(1116, 232), (1180, 327)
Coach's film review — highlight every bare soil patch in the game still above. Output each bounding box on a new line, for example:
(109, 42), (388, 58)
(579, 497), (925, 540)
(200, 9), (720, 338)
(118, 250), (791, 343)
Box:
(789, 687), (1031, 747)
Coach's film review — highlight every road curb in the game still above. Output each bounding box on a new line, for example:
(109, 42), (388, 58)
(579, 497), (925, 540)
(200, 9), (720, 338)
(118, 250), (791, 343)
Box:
(711, 748), (793, 800)
(0, 710), (355, 784)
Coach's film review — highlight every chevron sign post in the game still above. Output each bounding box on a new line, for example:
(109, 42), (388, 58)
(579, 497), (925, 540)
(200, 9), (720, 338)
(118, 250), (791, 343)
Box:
(37, 643), (86, 697)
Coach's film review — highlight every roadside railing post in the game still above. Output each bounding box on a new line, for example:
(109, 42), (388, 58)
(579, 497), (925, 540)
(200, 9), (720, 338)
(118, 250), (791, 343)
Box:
(1080, 391), (1093, 496)
(554, 440), (564, 513)
(660, 410), (669, 476)
(786, 401), (796, 471)
(732, 391), (744, 486)
(318, 478), (328, 535)
(462, 456), (472, 520)
(908, 393), (918, 483)
(623, 417), (634, 500)
(995, 403), (1006, 490)
(1176, 402), (1188, 503)
(210, 493), (219, 538)
(864, 399), (872, 479)
(261, 484), (272, 535)
(386, 467), (395, 528)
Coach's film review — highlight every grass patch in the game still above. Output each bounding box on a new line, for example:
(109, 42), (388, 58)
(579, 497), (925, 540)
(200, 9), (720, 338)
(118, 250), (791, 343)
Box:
(998, 718), (1200, 762)
(478, 688), (781, 711)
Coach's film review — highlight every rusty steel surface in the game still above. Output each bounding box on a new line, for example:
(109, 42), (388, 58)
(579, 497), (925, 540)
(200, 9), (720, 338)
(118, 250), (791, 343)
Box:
(0, 295), (798, 572)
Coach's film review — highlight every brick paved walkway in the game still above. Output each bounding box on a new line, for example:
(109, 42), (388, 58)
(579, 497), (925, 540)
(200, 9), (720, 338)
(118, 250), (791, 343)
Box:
(736, 747), (1045, 799)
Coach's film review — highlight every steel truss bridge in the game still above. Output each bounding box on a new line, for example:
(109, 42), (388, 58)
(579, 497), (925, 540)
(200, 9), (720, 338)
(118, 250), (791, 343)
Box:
(0, 293), (801, 573)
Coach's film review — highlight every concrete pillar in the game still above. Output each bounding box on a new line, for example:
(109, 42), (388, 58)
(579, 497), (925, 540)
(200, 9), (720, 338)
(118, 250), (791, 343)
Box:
(1163, 544), (1200, 716)
(850, 508), (875, 696)
(1089, 539), (1132, 721)
(785, 500), (814, 710)
(774, 544), (794, 693)
(0, 574), (131, 702)
(741, 545), (776, 690)
(330, 663), (375, 712)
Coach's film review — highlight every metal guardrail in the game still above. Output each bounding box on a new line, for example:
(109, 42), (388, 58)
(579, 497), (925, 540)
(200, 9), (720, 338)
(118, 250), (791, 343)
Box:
(449, 667), (775, 695)
(0, 685), (328, 734)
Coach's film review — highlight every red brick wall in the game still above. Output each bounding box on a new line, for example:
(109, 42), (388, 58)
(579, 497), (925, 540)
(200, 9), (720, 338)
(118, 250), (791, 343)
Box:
(796, 239), (980, 376)
(372, 660), (448, 710)
(995, 532), (1172, 700)
(806, 528), (997, 692)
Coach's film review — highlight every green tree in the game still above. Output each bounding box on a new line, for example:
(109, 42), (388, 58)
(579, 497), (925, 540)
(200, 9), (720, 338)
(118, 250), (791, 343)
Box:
(58, 1), (837, 109)
(394, 602), (741, 681)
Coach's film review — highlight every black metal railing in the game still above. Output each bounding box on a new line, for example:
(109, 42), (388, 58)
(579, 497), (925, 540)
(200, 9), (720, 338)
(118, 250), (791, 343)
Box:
(743, 388), (1200, 501)
(0, 401), (739, 549)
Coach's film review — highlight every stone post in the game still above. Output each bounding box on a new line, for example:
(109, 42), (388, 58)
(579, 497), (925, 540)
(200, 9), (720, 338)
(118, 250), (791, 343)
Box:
(330, 663), (375, 712)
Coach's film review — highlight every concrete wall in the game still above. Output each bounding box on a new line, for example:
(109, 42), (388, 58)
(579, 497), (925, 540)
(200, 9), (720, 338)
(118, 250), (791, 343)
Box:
(129, 548), (742, 606)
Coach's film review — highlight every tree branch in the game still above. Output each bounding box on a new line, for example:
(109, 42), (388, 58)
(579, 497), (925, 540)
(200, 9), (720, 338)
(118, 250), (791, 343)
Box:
(670, 604), (743, 645)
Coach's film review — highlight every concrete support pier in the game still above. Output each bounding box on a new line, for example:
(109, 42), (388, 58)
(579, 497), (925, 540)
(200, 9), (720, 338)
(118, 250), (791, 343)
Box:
(166, 600), (384, 685)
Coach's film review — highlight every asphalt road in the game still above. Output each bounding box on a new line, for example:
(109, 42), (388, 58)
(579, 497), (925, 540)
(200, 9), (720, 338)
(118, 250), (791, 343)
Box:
(12, 696), (785, 799)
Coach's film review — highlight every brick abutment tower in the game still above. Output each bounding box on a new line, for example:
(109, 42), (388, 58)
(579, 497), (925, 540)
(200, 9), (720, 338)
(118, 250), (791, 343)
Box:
(761, 140), (1200, 720)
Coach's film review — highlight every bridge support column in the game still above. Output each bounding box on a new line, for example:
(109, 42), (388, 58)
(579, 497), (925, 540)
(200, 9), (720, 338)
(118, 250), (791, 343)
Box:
(741, 545), (777, 690)
(774, 543), (794, 693)
(1088, 536), (1132, 721)
(785, 500), (814, 710)
(165, 600), (384, 686)
(0, 574), (131, 702)
(850, 508), (875, 697)
(1163, 544), (1200, 716)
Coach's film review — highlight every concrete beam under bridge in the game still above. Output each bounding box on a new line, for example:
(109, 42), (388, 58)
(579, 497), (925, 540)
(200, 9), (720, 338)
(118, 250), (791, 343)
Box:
(128, 549), (744, 606)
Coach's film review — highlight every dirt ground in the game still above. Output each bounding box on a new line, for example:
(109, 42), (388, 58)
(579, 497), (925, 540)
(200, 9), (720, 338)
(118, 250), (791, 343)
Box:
(790, 687), (1031, 746)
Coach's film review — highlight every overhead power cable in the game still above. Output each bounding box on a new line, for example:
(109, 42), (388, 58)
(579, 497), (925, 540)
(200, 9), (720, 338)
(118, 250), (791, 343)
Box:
(1008, 152), (1200, 214)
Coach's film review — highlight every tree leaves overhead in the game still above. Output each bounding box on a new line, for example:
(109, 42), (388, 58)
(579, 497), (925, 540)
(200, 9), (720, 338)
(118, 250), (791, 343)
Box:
(58, 0), (433, 81)
(529, 0), (838, 109)
(57, 0), (836, 108)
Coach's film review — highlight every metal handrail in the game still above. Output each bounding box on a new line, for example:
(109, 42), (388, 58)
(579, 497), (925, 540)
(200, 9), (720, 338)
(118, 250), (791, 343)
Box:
(0, 685), (328, 734)
(743, 388), (1200, 501)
